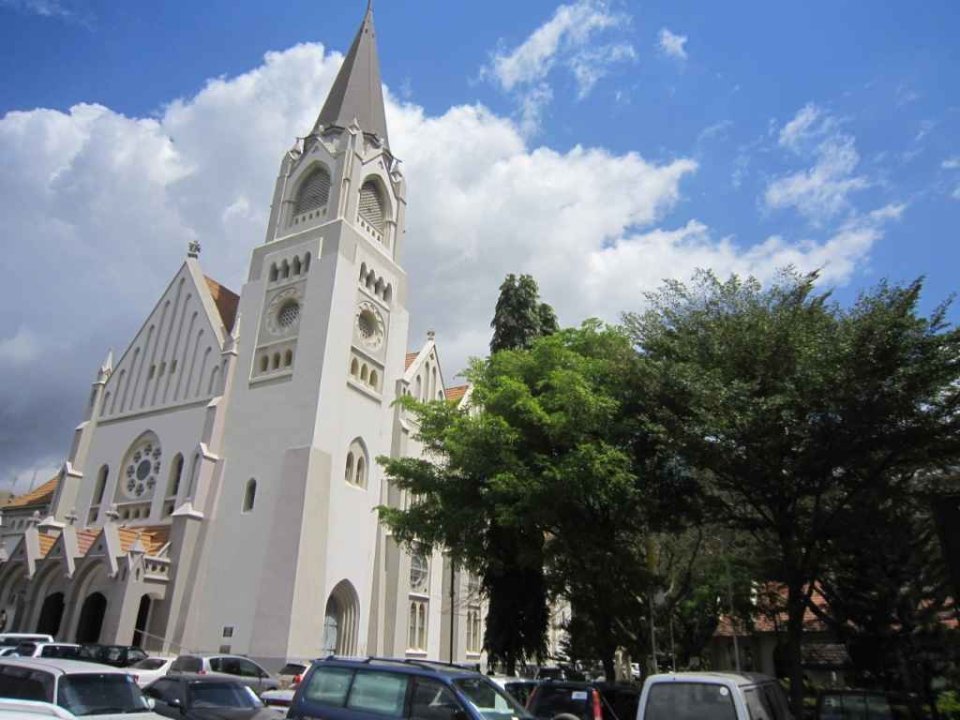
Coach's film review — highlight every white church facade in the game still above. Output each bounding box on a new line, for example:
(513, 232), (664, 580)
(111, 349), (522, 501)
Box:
(0, 6), (487, 668)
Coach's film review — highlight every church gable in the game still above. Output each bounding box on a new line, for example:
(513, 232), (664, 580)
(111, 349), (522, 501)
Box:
(100, 259), (236, 419)
(403, 339), (448, 403)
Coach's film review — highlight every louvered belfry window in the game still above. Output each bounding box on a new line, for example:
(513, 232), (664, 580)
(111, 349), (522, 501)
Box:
(294, 166), (331, 216)
(358, 180), (385, 233)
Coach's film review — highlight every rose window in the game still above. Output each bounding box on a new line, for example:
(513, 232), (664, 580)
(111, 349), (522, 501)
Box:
(354, 301), (385, 350)
(121, 437), (161, 501)
(410, 552), (429, 592)
(277, 301), (301, 328)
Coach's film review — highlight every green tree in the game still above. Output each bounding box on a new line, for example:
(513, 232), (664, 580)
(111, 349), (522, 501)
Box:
(625, 270), (960, 715)
(813, 481), (960, 711)
(490, 274), (559, 353)
(380, 323), (655, 678)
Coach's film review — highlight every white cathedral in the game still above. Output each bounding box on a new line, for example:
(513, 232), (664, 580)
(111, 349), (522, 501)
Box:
(0, 5), (489, 668)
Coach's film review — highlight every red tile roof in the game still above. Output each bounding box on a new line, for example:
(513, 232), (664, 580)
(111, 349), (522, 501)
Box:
(5, 477), (58, 509)
(37, 534), (56, 558)
(117, 526), (170, 555)
(445, 385), (469, 403)
(205, 277), (239, 334)
(405, 352), (420, 370)
(75, 529), (98, 555)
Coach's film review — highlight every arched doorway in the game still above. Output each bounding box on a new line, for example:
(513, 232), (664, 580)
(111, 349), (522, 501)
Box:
(75, 592), (107, 644)
(36, 593), (65, 637)
(323, 580), (359, 656)
(132, 595), (152, 648)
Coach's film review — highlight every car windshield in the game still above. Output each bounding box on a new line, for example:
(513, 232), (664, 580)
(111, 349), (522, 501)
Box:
(189, 682), (263, 709)
(280, 663), (306, 675)
(529, 685), (589, 720)
(455, 677), (531, 720)
(131, 658), (167, 670)
(56, 673), (151, 716)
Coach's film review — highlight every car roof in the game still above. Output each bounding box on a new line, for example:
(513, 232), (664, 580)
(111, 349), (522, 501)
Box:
(0, 658), (131, 675)
(155, 673), (250, 685)
(645, 672), (777, 688)
(317, 657), (482, 679)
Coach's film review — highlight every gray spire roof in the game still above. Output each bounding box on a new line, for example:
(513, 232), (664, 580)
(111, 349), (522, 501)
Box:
(312, 3), (389, 148)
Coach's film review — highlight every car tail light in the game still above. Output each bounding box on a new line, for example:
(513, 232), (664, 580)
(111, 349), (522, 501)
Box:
(197, 669), (206, 675)
(591, 689), (603, 720)
(293, 673), (302, 686)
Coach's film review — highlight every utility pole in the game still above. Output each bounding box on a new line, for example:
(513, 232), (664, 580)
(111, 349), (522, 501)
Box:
(726, 557), (741, 672)
(449, 560), (456, 662)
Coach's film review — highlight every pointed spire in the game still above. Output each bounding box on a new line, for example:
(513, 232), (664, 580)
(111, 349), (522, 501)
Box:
(96, 349), (114, 384)
(312, 2), (389, 148)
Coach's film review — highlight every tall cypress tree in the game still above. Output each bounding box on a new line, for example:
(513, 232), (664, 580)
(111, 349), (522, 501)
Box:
(490, 274), (558, 353)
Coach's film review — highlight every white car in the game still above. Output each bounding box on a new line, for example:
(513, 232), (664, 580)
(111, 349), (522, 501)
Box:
(11, 643), (81, 660)
(0, 657), (165, 719)
(128, 656), (176, 687)
(637, 672), (792, 720)
(0, 698), (77, 718)
(0, 634), (54, 649)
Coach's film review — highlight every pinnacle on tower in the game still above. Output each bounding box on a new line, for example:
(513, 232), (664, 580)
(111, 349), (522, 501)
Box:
(312, 2), (389, 148)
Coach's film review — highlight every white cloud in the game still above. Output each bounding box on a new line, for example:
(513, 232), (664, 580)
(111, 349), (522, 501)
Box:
(765, 104), (869, 223)
(482, 0), (635, 132)
(0, 42), (887, 477)
(943, 157), (960, 170)
(0, 327), (41, 367)
(952, 186), (960, 201)
(778, 103), (822, 150)
(657, 28), (688, 60)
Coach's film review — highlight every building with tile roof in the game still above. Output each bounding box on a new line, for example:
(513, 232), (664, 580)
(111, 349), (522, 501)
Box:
(0, 5), (480, 668)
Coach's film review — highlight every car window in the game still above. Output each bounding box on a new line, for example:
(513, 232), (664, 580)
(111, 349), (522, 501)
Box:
(346, 670), (408, 716)
(41, 645), (80, 659)
(410, 677), (464, 720)
(504, 682), (536, 708)
(0, 665), (54, 702)
(132, 658), (167, 670)
(145, 678), (181, 704)
(644, 682), (737, 720)
(598, 687), (639, 720)
(528, 685), (589, 720)
(303, 667), (354, 706)
(745, 689), (774, 720)
(189, 682), (262, 709)
(173, 656), (202, 673)
(280, 663), (307, 675)
(759, 683), (791, 720)
(14, 643), (36, 656)
(236, 659), (263, 678)
(57, 673), (151, 716)
(128, 649), (147, 663)
(455, 677), (529, 720)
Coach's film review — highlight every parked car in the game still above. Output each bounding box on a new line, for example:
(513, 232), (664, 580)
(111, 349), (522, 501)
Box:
(288, 657), (531, 720)
(129, 657), (177, 688)
(260, 688), (295, 710)
(0, 634), (54, 648)
(637, 672), (792, 720)
(277, 660), (310, 689)
(0, 697), (78, 718)
(489, 677), (540, 707)
(13, 643), (81, 660)
(168, 654), (279, 694)
(77, 644), (149, 668)
(815, 689), (921, 720)
(0, 657), (164, 719)
(143, 674), (279, 719)
(527, 680), (640, 720)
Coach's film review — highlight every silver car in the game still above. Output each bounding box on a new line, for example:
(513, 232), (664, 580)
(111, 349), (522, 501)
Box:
(168, 653), (279, 694)
(0, 657), (164, 719)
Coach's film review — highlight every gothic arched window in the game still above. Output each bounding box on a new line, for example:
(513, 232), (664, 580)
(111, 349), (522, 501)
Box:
(294, 165), (331, 216)
(358, 180), (385, 233)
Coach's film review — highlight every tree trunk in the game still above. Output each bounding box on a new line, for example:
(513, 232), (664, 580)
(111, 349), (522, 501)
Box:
(602, 654), (616, 683)
(506, 655), (516, 677)
(786, 583), (806, 719)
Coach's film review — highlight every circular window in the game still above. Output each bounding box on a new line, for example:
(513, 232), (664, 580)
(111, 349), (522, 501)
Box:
(354, 301), (385, 350)
(410, 553), (429, 591)
(277, 301), (300, 328)
(357, 309), (377, 339)
(122, 436), (161, 501)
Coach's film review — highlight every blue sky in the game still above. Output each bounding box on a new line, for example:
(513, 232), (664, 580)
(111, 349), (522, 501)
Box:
(0, 0), (958, 488)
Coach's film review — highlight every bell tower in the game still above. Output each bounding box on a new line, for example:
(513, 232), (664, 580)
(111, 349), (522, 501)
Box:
(185, 3), (412, 664)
